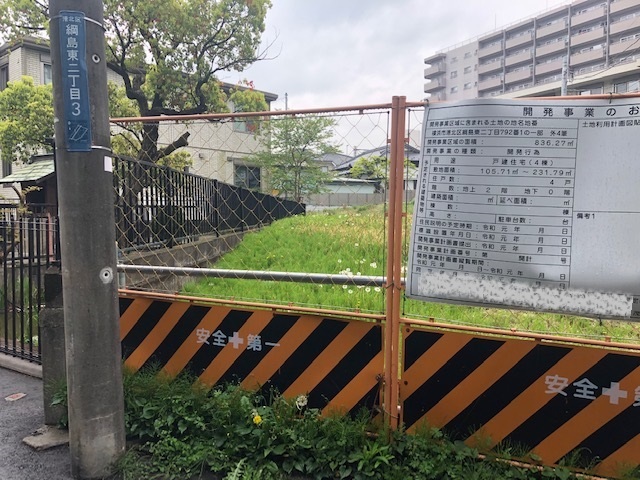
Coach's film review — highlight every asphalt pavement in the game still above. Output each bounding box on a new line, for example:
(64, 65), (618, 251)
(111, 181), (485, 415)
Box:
(0, 359), (73, 480)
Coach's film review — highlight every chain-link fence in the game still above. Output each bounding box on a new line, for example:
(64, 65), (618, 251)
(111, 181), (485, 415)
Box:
(112, 105), (395, 314)
(110, 100), (640, 345)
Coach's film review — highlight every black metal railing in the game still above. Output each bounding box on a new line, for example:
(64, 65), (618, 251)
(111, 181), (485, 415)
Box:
(0, 158), (304, 364)
(0, 204), (58, 363)
(114, 156), (305, 251)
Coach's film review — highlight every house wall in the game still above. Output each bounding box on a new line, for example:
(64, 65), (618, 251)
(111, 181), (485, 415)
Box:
(157, 120), (265, 187)
(7, 46), (24, 83)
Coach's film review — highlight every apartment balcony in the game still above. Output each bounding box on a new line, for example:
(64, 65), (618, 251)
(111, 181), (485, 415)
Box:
(535, 58), (563, 75)
(424, 78), (446, 93)
(536, 40), (567, 57)
(570, 48), (605, 66)
(571, 4), (606, 28)
(478, 59), (503, 75)
(424, 63), (446, 78)
(424, 52), (447, 65)
(610, 39), (639, 55)
(478, 41), (503, 59)
(505, 50), (533, 67)
(504, 68), (533, 85)
(611, 0), (640, 15)
(570, 26), (606, 47)
(478, 76), (502, 91)
(610, 16), (640, 35)
(506, 32), (533, 50)
(536, 20), (568, 40)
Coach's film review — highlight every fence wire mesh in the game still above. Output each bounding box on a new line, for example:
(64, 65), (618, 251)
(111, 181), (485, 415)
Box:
(109, 102), (640, 346)
(111, 107), (393, 315)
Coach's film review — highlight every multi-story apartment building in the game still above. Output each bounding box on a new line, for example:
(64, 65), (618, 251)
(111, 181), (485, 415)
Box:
(424, 0), (640, 100)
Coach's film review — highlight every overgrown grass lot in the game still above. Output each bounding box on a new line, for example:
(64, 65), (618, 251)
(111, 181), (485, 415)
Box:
(109, 369), (600, 480)
(184, 205), (640, 344)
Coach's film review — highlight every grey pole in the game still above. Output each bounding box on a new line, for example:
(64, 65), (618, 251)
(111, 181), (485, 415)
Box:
(561, 56), (568, 96)
(49, 1), (125, 478)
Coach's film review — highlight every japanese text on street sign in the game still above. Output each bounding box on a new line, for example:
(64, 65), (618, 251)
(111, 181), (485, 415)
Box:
(407, 98), (640, 319)
(59, 11), (92, 152)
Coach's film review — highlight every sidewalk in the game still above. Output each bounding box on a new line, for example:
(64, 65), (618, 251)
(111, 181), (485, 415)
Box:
(0, 359), (73, 480)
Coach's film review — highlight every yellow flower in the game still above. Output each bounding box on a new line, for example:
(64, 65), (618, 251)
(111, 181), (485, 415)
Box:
(253, 414), (262, 425)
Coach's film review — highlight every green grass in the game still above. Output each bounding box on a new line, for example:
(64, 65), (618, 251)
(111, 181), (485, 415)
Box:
(107, 368), (586, 480)
(183, 205), (640, 344)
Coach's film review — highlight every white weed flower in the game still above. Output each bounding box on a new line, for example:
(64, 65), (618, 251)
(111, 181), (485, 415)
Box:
(295, 394), (308, 410)
(369, 262), (377, 269)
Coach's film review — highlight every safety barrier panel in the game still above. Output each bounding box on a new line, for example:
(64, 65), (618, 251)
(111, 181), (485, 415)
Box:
(116, 289), (640, 477)
(119, 291), (384, 416)
(400, 323), (640, 478)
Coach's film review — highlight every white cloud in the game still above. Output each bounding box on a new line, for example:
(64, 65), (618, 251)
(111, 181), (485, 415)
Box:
(225, 0), (570, 109)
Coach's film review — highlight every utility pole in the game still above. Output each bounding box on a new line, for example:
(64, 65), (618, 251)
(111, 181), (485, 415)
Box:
(49, 1), (125, 478)
(561, 56), (568, 96)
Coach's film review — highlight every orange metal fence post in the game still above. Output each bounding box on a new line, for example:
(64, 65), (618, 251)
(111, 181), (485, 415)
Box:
(384, 96), (407, 431)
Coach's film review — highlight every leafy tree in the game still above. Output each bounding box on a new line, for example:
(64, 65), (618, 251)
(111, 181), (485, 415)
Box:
(0, 0), (272, 163)
(349, 155), (388, 181)
(229, 81), (269, 114)
(0, 76), (54, 164)
(108, 82), (193, 170)
(349, 154), (417, 191)
(250, 116), (338, 201)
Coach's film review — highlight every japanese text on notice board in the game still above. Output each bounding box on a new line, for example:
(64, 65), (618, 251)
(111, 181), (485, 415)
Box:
(407, 98), (640, 319)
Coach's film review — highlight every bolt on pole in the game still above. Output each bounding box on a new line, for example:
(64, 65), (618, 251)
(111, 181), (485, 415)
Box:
(49, 1), (125, 478)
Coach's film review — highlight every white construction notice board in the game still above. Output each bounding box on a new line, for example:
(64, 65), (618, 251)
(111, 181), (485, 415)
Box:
(407, 98), (640, 320)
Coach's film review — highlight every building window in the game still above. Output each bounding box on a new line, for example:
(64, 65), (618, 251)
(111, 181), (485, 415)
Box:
(0, 65), (8, 91)
(463, 82), (472, 90)
(464, 52), (472, 59)
(578, 84), (603, 95)
(233, 118), (258, 134)
(450, 86), (458, 94)
(450, 56), (458, 63)
(614, 79), (640, 94)
(43, 64), (52, 85)
(464, 66), (471, 74)
(234, 164), (261, 190)
(450, 70), (457, 79)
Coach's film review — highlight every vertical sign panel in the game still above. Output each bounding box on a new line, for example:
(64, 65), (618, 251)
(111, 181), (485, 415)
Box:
(58, 10), (92, 152)
(407, 98), (640, 319)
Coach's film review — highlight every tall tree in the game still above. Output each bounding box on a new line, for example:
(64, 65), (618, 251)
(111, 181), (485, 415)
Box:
(0, 0), (272, 163)
(349, 154), (417, 192)
(250, 116), (338, 201)
(0, 76), (54, 164)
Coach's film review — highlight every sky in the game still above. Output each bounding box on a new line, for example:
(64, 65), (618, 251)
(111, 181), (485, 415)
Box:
(222, 0), (571, 110)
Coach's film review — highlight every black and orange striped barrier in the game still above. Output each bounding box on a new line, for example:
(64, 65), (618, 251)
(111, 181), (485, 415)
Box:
(117, 290), (640, 477)
(119, 292), (384, 416)
(400, 324), (640, 478)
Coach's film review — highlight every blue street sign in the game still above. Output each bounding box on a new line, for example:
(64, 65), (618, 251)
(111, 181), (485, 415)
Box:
(59, 11), (92, 152)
